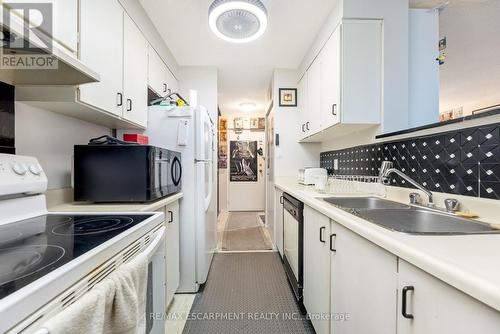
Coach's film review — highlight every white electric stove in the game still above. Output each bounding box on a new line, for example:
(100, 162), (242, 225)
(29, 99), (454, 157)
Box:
(0, 153), (166, 334)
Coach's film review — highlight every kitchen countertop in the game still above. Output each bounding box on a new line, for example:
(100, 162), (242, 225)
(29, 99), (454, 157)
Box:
(48, 192), (183, 213)
(275, 177), (500, 312)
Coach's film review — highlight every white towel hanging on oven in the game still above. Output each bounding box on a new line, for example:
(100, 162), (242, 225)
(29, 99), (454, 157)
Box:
(40, 253), (149, 334)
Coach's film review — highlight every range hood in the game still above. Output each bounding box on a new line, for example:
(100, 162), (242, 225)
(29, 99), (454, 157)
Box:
(0, 13), (100, 86)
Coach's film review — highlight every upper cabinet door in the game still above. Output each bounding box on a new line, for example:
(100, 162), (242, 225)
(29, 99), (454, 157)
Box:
(166, 69), (178, 94)
(297, 73), (308, 139)
(320, 26), (341, 129)
(79, 0), (124, 117)
(148, 45), (168, 97)
(123, 14), (148, 127)
(341, 20), (382, 124)
(306, 58), (322, 134)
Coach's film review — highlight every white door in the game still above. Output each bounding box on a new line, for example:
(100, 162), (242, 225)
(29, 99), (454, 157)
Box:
(303, 206), (330, 334)
(306, 58), (322, 135)
(123, 13), (148, 127)
(79, 0), (123, 116)
(265, 111), (275, 241)
(298, 73), (308, 140)
(330, 221), (398, 334)
(321, 25), (341, 129)
(195, 107), (216, 285)
(228, 130), (266, 211)
(164, 201), (180, 308)
(148, 45), (168, 97)
(274, 189), (284, 257)
(397, 260), (500, 334)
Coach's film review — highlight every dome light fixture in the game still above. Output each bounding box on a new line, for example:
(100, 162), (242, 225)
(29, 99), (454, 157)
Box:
(209, 0), (268, 44)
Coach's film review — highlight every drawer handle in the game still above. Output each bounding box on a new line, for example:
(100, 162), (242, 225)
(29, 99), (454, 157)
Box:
(319, 226), (326, 243)
(402, 286), (415, 319)
(168, 210), (173, 223)
(329, 233), (336, 252)
(116, 92), (123, 107)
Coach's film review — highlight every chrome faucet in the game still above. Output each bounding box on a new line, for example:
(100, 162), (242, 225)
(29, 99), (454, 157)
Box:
(379, 161), (435, 208)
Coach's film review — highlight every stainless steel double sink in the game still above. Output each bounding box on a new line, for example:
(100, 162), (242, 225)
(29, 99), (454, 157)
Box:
(323, 197), (500, 235)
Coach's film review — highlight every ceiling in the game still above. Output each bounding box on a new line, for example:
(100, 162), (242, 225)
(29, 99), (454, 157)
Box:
(139, 0), (336, 115)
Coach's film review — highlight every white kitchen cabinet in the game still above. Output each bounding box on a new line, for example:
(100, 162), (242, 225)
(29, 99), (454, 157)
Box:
(299, 19), (382, 142)
(397, 260), (500, 334)
(330, 221), (398, 334)
(300, 58), (321, 140)
(123, 14), (148, 127)
(297, 73), (308, 139)
(165, 201), (180, 308)
(320, 26), (341, 129)
(274, 189), (284, 257)
(79, 0), (124, 117)
(148, 45), (179, 98)
(303, 206), (330, 334)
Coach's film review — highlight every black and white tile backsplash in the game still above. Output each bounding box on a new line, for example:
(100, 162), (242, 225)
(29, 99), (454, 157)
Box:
(320, 123), (500, 200)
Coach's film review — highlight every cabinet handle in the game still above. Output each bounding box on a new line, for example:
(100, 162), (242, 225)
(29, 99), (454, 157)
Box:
(306, 122), (310, 131)
(126, 99), (132, 112)
(163, 83), (167, 93)
(168, 210), (173, 223)
(319, 226), (326, 243)
(402, 286), (415, 319)
(116, 92), (123, 106)
(329, 233), (336, 252)
(279, 196), (284, 205)
(332, 104), (337, 116)
(301, 124), (305, 133)
(168, 88), (172, 94)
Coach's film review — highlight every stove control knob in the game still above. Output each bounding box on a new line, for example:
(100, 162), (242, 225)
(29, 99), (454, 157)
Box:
(12, 163), (27, 176)
(29, 164), (42, 175)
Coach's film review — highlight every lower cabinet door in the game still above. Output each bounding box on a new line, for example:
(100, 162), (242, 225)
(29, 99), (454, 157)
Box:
(303, 206), (331, 334)
(274, 189), (284, 257)
(397, 260), (500, 334)
(330, 222), (398, 334)
(165, 201), (180, 308)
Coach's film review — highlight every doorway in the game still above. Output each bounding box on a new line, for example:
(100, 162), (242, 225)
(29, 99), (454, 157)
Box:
(217, 115), (272, 252)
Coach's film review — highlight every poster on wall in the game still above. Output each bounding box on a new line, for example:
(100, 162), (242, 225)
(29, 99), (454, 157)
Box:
(230, 140), (258, 182)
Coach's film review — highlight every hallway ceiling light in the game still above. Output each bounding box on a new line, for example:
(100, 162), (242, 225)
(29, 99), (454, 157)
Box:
(240, 102), (257, 112)
(208, 0), (268, 43)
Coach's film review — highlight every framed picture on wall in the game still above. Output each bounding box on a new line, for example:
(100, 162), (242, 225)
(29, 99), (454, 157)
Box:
(230, 140), (258, 182)
(279, 88), (297, 107)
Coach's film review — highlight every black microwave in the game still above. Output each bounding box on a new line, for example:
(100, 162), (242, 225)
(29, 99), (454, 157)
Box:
(74, 145), (182, 203)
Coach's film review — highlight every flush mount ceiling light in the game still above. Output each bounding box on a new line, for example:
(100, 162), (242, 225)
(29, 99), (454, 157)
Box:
(240, 102), (257, 112)
(209, 0), (268, 43)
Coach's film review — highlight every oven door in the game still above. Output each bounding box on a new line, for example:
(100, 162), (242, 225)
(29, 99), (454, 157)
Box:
(282, 195), (304, 303)
(144, 227), (167, 334)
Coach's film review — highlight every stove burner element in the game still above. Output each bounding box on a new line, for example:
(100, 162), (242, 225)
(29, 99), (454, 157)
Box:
(52, 216), (135, 236)
(0, 245), (66, 286)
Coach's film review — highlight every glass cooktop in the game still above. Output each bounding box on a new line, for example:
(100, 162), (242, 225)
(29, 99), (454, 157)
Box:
(0, 214), (153, 300)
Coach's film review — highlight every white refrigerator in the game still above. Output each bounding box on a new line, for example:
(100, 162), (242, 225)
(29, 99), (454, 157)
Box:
(145, 105), (217, 292)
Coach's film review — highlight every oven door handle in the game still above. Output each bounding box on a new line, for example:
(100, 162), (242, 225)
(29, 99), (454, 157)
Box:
(144, 226), (166, 261)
